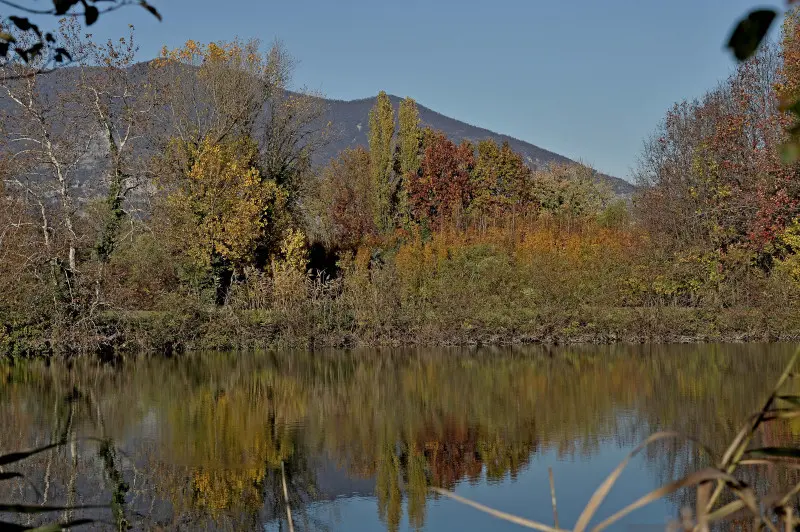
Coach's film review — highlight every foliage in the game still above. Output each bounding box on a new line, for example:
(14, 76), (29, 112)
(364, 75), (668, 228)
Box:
(310, 147), (375, 250)
(0, 0), (160, 71)
(635, 41), (798, 256)
(397, 97), (422, 225)
(408, 130), (474, 230)
(161, 136), (286, 270)
(368, 91), (397, 233)
(469, 139), (534, 218)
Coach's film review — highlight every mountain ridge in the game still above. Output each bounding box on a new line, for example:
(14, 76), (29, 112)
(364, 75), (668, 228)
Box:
(318, 93), (634, 196)
(0, 64), (634, 196)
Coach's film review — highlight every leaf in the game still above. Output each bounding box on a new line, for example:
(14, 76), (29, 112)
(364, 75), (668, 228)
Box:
(727, 9), (777, 61)
(777, 394), (800, 406)
(54, 47), (72, 63)
(139, 1), (162, 21)
(27, 43), (44, 60)
(705, 500), (748, 523)
(592, 468), (757, 531)
(53, 0), (80, 16)
(8, 16), (34, 32)
(744, 447), (800, 460)
(14, 47), (29, 63)
(84, 5), (99, 26)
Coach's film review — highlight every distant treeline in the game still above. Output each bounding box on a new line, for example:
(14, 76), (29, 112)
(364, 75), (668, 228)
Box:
(3, 13), (800, 356)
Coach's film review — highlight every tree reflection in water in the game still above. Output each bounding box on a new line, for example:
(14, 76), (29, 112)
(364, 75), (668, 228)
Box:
(0, 344), (797, 530)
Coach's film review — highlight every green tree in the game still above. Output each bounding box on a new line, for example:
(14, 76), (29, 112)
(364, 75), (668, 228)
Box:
(368, 91), (396, 233)
(397, 97), (422, 226)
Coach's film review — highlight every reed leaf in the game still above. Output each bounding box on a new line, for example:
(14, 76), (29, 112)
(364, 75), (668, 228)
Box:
(573, 431), (683, 532)
(429, 487), (563, 532)
(591, 468), (756, 532)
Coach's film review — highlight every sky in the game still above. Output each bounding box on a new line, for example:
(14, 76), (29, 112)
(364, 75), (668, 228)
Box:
(68, 0), (787, 181)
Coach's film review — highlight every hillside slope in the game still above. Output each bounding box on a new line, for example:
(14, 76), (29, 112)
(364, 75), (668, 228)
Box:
(320, 94), (634, 195)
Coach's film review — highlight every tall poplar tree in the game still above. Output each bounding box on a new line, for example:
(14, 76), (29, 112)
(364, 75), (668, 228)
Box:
(397, 97), (421, 225)
(368, 91), (396, 233)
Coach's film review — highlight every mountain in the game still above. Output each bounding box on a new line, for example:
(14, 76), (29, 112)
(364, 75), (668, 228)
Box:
(0, 66), (634, 196)
(319, 94), (635, 196)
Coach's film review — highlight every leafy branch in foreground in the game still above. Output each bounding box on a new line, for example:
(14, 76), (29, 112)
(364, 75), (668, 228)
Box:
(728, 2), (800, 162)
(0, 0), (160, 75)
(431, 350), (800, 531)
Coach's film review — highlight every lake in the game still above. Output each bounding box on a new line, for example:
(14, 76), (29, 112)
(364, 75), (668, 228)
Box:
(1, 344), (798, 531)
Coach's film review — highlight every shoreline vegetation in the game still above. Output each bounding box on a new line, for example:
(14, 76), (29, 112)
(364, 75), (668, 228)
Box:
(7, 218), (800, 356)
(5, 15), (800, 357)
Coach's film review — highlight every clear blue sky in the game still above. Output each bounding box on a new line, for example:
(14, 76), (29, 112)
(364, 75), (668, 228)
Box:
(80, 0), (785, 181)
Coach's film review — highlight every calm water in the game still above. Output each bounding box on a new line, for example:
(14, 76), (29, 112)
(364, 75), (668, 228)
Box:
(1, 344), (798, 531)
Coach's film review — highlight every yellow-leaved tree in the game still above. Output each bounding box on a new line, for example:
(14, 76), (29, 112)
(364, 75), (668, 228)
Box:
(161, 136), (288, 301)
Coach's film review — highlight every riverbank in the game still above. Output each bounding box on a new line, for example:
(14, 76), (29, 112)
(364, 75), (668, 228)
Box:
(5, 303), (800, 357)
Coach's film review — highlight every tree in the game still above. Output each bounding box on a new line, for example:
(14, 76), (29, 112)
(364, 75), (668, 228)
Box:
(368, 91), (396, 233)
(408, 130), (474, 229)
(67, 24), (150, 265)
(312, 147), (375, 250)
(532, 162), (608, 221)
(151, 38), (326, 228)
(256, 43), (328, 219)
(470, 139), (534, 221)
(396, 96), (421, 226)
(151, 39), (274, 148)
(0, 31), (91, 296)
(159, 136), (288, 302)
(634, 41), (798, 255)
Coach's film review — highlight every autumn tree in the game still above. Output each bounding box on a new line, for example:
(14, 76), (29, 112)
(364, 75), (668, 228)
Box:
(311, 147), (375, 250)
(0, 27), (92, 308)
(150, 40), (321, 301)
(470, 139), (534, 221)
(368, 91), (396, 233)
(63, 24), (152, 272)
(152, 39), (323, 257)
(159, 136), (288, 303)
(150, 39), (275, 148)
(635, 41), (797, 256)
(408, 130), (474, 230)
(255, 44), (328, 218)
(532, 162), (609, 220)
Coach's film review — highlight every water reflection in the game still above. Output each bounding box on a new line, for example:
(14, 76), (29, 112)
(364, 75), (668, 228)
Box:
(0, 344), (797, 530)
